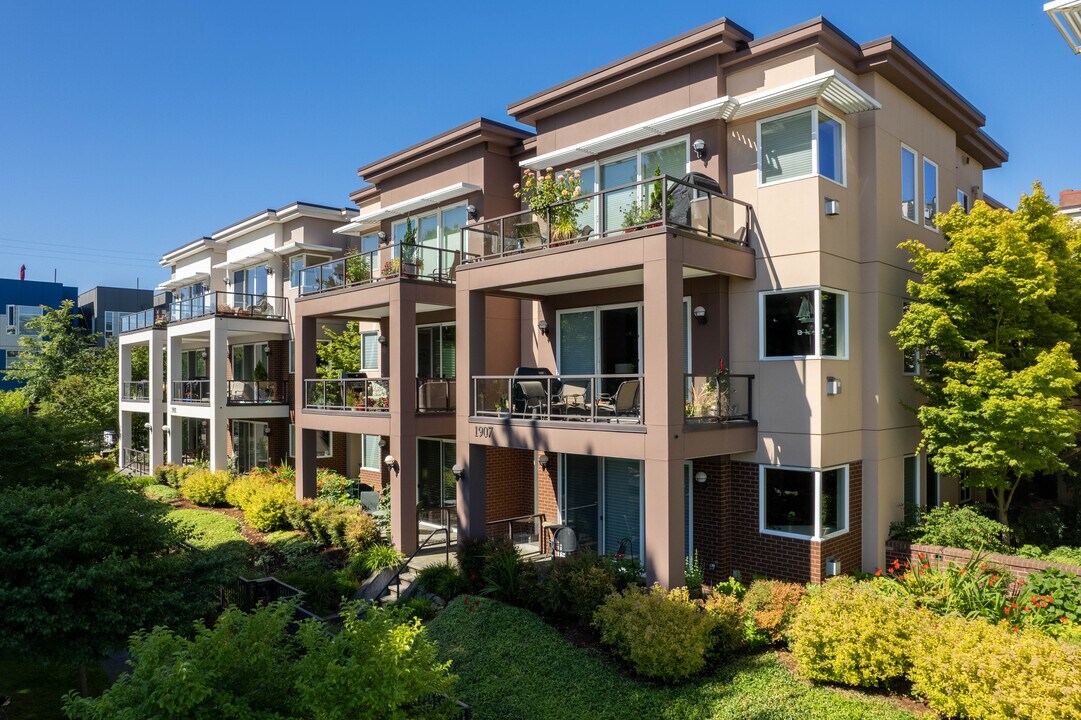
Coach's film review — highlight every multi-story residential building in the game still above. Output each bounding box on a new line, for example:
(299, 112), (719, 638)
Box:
(0, 277), (79, 391)
(117, 202), (363, 475)
(1061, 189), (1081, 221)
(290, 15), (1007, 588)
(78, 286), (155, 347)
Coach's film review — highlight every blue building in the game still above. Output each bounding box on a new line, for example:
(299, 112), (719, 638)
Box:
(0, 278), (79, 391)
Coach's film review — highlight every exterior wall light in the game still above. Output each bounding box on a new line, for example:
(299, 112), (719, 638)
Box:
(377, 335), (388, 345)
(826, 377), (842, 395)
(144, 422), (153, 430)
(692, 138), (707, 159)
(384, 454), (398, 474)
(824, 199), (841, 216)
(695, 471), (708, 484)
(537, 319), (548, 337)
(537, 451), (549, 469)
(452, 463), (464, 482)
(693, 306), (707, 325)
(466, 204), (478, 220)
(377, 230), (387, 243)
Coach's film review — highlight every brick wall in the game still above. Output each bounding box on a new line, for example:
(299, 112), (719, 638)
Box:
(537, 453), (559, 527)
(485, 446), (534, 524)
(691, 457), (732, 584)
(885, 539), (1081, 585)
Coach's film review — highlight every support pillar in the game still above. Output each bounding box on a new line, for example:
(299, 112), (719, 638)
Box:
(295, 315), (318, 499)
(455, 288), (488, 539)
(148, 330), (166, 469)
(166, 334), (183, 464)
(208, 324), (228, 471)
(390, 286), (418, 554)
(118, 342), (132, 466)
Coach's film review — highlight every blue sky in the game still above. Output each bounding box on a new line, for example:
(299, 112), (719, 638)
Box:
(0, 1), (1076, 291)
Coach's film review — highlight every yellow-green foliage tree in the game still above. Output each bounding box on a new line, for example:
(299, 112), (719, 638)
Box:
(894, 183), (1081, 525)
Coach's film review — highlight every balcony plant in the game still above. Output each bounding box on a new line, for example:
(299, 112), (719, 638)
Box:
(622, 167), (667, 232)
(400, 216), (420, 277)
(381, 258), (400, 277)
(514, 167), (588, 243)
(343, 250), (371, 284)
(495, 394), (510, 417)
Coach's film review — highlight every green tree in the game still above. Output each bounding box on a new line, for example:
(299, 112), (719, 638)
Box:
(316, 321), (363, 378)
(4, 300), (97, 403)
(63, 601), (457, 719)
(38, 343), (119, 436)
(894, 183), (1081, 525)
(0, 412), (101, 487)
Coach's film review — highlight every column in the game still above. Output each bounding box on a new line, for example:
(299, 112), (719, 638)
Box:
(295, 315), (317, 499)
(390, 285), (418, 554)
(120, 410), (132, 467)
(208, 324), (228, 471)
(148, 331), (166, 469)
(455, 287), (487, 539)
(166, 334), (183, 464)
(117, 342), (132, 465)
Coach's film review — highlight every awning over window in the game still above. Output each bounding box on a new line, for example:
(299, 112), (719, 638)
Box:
(334, 182), (481, 235)
(1046, 0), (1081, 54)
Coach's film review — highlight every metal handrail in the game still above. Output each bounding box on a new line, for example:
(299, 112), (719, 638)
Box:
(486, 512), (547, 552)
(168, 292), (288, 322)
(472, 373), (643, 424)
(119, 307), (168, 333)
(226, 380), (285, 404)
(172, 379), (210, 403)
(121, 447), (150, 476)
(303, 377), (390, 411)
(684, 372), (755, 422)
(298, 243), (477, 296)
(370, 524), (452, 606)
(121, 380), (150, 401)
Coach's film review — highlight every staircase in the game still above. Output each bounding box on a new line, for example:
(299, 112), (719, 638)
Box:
(355, 533), (456, 606)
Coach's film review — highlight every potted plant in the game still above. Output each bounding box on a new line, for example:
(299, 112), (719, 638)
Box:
(622, 167), (667, 232)
(344, 249), (371, 284)
(685, 550), (704, 599)
(381, 258), (401, 277)
(400, 217), (419, 277)
(514, 167), (588, 245)
(495, 394), (510, 418)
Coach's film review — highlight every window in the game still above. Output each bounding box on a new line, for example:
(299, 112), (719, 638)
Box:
(360, 232), (381, 253)
(560, 454), (644, 558)
(760, 288), (847, 359)
(923, 158), (939, 229)
(902, 303), (920, 375)
(925, 457), (940, 508)
(288, 339), (294, 374)
(758, 107), (845, 186)
(232, 264), (268, 305)
(901, 145), (918, 222)
(360, 332), (379, 372)
(103, 310), (120, 338)
(957, 189), (970, 213)
(391, 203), (467, 274)
(233, 421), (269, 473)
(288, 425), (333, 458)
(903, 454), (920, 513)
(5, 350), (23, 367)
(6, 305), (43, 336)
(417, 438), (456, 510)
(361, 435), (381, 470)
(760, 465), (848, 540)
(231, 342), (269, 381)
(289, 254), (330, 287)
(417, 323), (455, 379)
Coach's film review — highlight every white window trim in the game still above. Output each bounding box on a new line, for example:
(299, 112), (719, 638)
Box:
(923, 156), (940, 232)
(956, 188), (970, 213)
(555, 301), (645, 375)
(359, 331), (380, 373)
(360, 434), (381, 471)
(759, 464), (850, 541)
(571, 135), (691, 224)
(758, 286), (849, 360)
(900, 144), (919, 225)
(391, 200), (468, 254)
(756, 106), (847, 189)
(903, 453), (921, 508)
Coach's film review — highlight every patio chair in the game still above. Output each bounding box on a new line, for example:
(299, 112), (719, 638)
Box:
(552, 382), (588, 417)
(359, 491), (382, 514)
(516, 380), (548, 417)
(513, 221), (543, 251)
(596, 379), (640, 418)
(552, 526), (578, 557)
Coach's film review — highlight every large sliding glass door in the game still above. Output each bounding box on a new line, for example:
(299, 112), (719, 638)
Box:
(559, 454), (644, 559)
(557, 304), (642, 397)
(417, 438), (456, 511)
(233, 420), (269, 473)
(417, 324), (456, 379)
(600, 156), (637, 234)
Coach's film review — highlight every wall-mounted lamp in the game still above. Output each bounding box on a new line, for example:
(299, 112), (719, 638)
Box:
(466, 204), (478, 220)
(377, 230), (387, 243)
(384, 454), (398, 475)
(144, 421), (153, 430)
(826, 557), (842, 576)
(537, 319), (548, 337)
(263, 425), (271, 437)
(692, 138), (707, 160)
(378, 437), (386, 448)
(695, 471), (708, 484)
(824, 198), (841, 217)
(224, 276), (231, 285)
(693, 306), (707, 325)
(826, 377), (842, 396)
(537, 451), (549, 469)
(264, 265), (274, 276)
(452, 463), (464, 482)
(377, 335), (388, 345)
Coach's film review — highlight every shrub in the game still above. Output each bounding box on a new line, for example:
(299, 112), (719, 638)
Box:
(594, 584), (716, 681)
(710, 576), (747, 600)
(224, 473), (269, 509)
(245, 484), (294, 532)
(456, 536), (491, 592)
(356, 543), (405, 575)
(144, 484), (179, 502)
(179, 469), (232, 506)
(415, 562), (467, 601)
(788, 577), (920, 687)
(277, 569), (357, 616)
(742, 579), (806, 644)
(285, 500), (377, 553)
(538, 552), (620, 623)
(1046, 546), (1081, 565)
(702, 590), (745, 653)
(1009, 567), (1081, 636)
(875, 552), (1012, 623)
(909, 502), (1010, 553)
(909, 614), (1081, 720)
(480, 543), (524, 603)
(315, 468), (356, 505)
(392, 597), (439, 622)
(153, 464), (183, 488)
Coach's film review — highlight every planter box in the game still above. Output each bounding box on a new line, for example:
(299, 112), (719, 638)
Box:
(885, 539), (1081, 586)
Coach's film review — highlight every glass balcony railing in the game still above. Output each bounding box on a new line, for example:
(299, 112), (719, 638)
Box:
(472, 374), (643, 424)
(119, 308), (168, 333)
(684, 373), (754, 423)
(303, 377), (390, 411)
(172, 379), (210, 403)
(462, 175), (752, 262)
(227, 380), (285, 405)
(417, 377), (456, 412)
(298, 243), (474, 296)
(168, 292), (288, 322)
(121, 380), (150, 401)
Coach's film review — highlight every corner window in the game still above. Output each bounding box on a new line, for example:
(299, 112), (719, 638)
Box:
(760, 288), (847, 359)
(758, 107), (845, 186)
(760, 465), (848, 540)
(957, 189), (970, 213)
(361, 435), (381, 470)
(901, 145), (917, 222)
(360, 332), (380, 372)
(7, 305), (43, 336)
(103, 311), (119, 337)
(289, 254), (330, 287)
(923, 158), (938, 229)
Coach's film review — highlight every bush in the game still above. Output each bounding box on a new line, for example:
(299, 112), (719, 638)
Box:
(742, 579), (806, 644)
(875, 552), (1012, 624)
(456, 536), (491, 592)
(481, 543), (524, 603)
(355, 544), (404, 575)
(153, 464), (185, 488)
(315, 468), (357, 505)
(538, 552), (620, 623)
(179, 469), (232, 506)
(277, 569), (357, 616)
(392, 597), (439, 622)
(710, 576), (747, 600)
(1009, 567), (1081, 636)
(909, 614), (1081, 720)
(144, 484), (179, 502)
(702, 590), (745, 653)
(224, 473), (267, 509)
(415, 562), (468, 601)
(594, 584), (716, 681)
(244, 484), (294, 532)
(284, 500), (378, 553)
(788, 577), (920, 687)
(909, 503), (1010, 553)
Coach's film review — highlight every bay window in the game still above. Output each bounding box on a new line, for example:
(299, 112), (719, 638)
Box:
(760, 288), (847, 359)
(923, 158), (938, 229)
(901, 145), (918, 222)
(760, 465), (848, 540)
(758, 107), (845, 186)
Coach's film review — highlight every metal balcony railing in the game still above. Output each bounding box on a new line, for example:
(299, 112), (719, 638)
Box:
(473, 374), (643, 424)
(172, 379), (210, 403)
(462, 174), (752, 262)
(122, 447), (150, 476)
(119, 308), (168, 333)
(684, 373), (754, 423)
(416, 377), (456, 412)
(168, 292), (288, 322)
(122, 380), (150, 401)
(303, 377), (390, 411)
(298, 243), (474, 296)
(227, 380), (285, 405)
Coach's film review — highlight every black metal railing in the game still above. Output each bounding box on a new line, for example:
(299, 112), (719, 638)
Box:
(473, 373), (643, 424)
(119, 307), (168, 333)
(462, 174), (752, 261)
(122, 380), (150, 401)
(304, 377), (390, 411)
(416, 377), (456, 412)
(298, 243), (473, 296)
(486, 512), (546, 553)
(172, 379), (210, 403)
(685, 373), (754, 423)
(122, 447), (150, 475)
(168, 292), (288, 322)
(227, 380), (285, 404)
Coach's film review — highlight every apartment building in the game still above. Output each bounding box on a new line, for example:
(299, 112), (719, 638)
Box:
(0, 277), (78, 391)
(78, 286), (154, 347)
(1061, 189), (1081, 221)
(117, 202), (365, 476)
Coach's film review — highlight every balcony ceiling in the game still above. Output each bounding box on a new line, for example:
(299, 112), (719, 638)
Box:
(332, 301), (452, 321)
(1046, 0), (1081, 53)
(506, 266), (711, 297)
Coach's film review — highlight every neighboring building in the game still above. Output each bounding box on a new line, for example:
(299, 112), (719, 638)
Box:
(1046, 0), (1081, 54)
(1060, 189), (1081, 221)
(78, 286), (155, 346)
(0, 277), (79, 391)
(116, 202), (364, 477)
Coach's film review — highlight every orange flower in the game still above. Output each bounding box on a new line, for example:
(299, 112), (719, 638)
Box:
(875, 569), (882, 577)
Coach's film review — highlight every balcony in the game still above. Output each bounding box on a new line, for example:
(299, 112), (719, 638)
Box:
(417, 378), (456, 413)
(168, 292), (288, 323)
(227, 380), (285, 405)
(462, 175), (751, 263)
(172, 379), (210, 403)
(473, 374), (643, 424)
(119, 308), (167, 334)
(684, 373), (754, 424)
(303, 377), (390, 412)
(298, 243), (472, 297)
(122, 380), (150, 402)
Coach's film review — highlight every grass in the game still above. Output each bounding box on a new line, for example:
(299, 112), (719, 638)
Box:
(144, 483), (179, 501)
(166, 507), (250, 578)
(0, 659), (110, 720)
(426, 598), (924, 720)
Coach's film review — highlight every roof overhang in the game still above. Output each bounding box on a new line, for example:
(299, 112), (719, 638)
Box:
(334, 182), (482, 235)
(160, 238), (219, 267)
(521, 70), (878, 170)
(156, 272), (210, 292)
(1046, 0), (1081, 53)
(212, 250), (276, 272)
(272, 241), (342, 257)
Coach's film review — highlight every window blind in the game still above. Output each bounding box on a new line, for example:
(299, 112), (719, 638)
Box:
(603, 458), (642, 558)
(562, 454), (600, 552)
(417, 438), (445, 508)
(559, 311), (595, 375)
(362, 435), (380, 470)
(361, 332), (379, 370)
(440, 325), (456, 378)
(761, 111), (813, 183)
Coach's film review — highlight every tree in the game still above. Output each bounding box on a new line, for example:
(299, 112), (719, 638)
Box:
(63, 601), (457, 719)
(317, 321), (363, 378)
(37, 343), (119, 436)
(0, 412), (101, 488)
(894, 183), (1081, 525)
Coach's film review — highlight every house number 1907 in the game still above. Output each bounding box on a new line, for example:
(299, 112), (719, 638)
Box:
(474, 425), (493, 438)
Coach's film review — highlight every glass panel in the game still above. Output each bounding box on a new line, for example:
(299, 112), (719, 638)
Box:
(818, 114), (843, 183)
(417, 327), (435, 378)
(361, 333), (379, 371)
(316, 430), (332, 458)
(17, 306), (41, 335)
(903, 455), (918, 510)
(764, 468), (814, 536)
(232, 344), (248, 380)
(603, 458), (642, 558)
(641, 141), (687, 180)
(763, 291), (815, 357)
(923, 159), (938, 227)
(417, 438), (443, 509)
(820, 291), (844, 357)
(441, 439), (456, 508)
(563, 454), (600, 553)
(255, 423), (269, 468)
(440, 325), (456, 378)
(684, 464), (693, 561)
(360, 233), (381, 253)
(761, 111), (813, 183)
(601, 156), (637, 233)
(599, 305), (640, 397)
(558, 311), (595, 375)
(901, 147), (917, 221)
(575, 165), (596, 232)
(821, 468), (846, 535)
(442, 205), (467, 256)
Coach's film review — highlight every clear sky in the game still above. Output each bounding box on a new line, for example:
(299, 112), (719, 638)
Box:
(0, 1), (1076, 291)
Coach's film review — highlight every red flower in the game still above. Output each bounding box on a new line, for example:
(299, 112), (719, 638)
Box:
(718, 359), (725, 371)
(992, 575), (1000, 582)
(875, 569), (882, 577)
(918, 552), (926, 560)
(1003, 607), (1010, 615)
(887, 567), (894, 574)
(1062, 617), (1069, 624)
